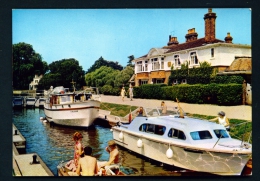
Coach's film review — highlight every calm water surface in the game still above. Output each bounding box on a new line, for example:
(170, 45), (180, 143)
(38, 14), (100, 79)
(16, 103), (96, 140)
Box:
(12, 108), (215, 177)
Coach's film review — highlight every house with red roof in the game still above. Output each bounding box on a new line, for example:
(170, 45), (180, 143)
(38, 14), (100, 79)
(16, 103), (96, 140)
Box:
(131, 8), (251, 87)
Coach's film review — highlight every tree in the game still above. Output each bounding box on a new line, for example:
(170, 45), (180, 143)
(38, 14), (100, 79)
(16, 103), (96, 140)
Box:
(127, 55), (135, 67)
(13, 42), (49, 89)
(38, 58), (86, 90)
(85, 66), (120, 87)
(86, 56), (123, 73)
(114, 66), (134, 88)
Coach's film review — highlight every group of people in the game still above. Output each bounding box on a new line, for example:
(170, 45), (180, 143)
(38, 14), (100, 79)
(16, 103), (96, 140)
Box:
(135, 101), (230, 131)
(66, 132), (119, 176)
(121, 86), (134, 102)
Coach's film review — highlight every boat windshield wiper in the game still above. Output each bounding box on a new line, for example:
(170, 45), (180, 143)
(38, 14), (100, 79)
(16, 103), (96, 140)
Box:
(213, 132), (223, 148)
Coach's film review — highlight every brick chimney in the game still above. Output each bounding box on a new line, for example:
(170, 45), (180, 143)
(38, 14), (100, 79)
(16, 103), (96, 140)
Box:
(167, 35), (179, 46)
(185, 28), (198, 42)
(204, 8), (217, 43)
(225, 32), (233, 43)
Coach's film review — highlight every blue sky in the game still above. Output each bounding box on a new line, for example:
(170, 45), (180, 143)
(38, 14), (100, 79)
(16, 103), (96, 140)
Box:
(12, 8), (251, 71)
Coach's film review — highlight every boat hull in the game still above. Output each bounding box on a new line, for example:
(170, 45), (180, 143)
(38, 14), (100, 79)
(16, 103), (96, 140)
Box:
(112, 128), (251, 176)
(44, 100), (100, 127)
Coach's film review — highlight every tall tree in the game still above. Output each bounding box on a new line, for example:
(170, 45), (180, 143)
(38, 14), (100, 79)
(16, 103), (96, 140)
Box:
(13, 42), (48, 89)
(127, 55), (135, 67)
(86, 56), (123, 73)
(38, 58), (86, 90)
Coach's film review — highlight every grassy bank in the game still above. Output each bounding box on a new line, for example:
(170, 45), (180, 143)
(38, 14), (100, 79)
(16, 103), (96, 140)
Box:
(100, 103), (138, 117)
(100, 103), (252, 143)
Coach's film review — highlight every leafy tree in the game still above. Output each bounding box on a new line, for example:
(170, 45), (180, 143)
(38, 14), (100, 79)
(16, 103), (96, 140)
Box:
(127, 55), (135, 67)
(38, 58), (85, 90)
(114, 66), (134, 88)
(13, 42), (48, 89)
(85, 66), (120, 87)
(86, 56), (123, 73)
(85, 66), (134, 95)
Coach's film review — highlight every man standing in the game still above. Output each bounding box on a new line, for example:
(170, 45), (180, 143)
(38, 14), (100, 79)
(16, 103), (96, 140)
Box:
(128, 86), (134, 101)
(75, 146), (99, 176)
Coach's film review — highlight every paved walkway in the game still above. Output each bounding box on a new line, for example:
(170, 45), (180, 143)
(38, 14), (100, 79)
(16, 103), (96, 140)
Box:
(99, 95), (252, 121)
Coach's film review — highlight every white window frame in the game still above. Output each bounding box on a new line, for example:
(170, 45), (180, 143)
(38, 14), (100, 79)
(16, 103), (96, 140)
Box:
(152, 58), (160, 70)
(174, 55), (181, 68)
(140, 80), (148, 85)
(190, 52), (198, 65)
(144, 60), (148, 71)
(160, 57), (164, 69)
(136, 61), (142, 72)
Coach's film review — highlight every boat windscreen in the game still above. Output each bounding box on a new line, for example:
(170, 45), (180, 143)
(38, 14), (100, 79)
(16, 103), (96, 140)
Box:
(213, 129), (229, 138)
(190, 130), (213, 140)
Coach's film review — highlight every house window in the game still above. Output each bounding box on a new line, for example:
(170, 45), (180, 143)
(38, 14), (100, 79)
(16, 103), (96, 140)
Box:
(35, 80), (39, 83)
(211, 48), (214, 57)
(161, 57), (164, 69)
(174, 55), (181, 67)
(152, 58), (159, 70)
(144, 60), (148, 71)
(140, 80), (148, 85)
(156, 79), (164, 84)
(190, 52), (198, 65)
(137, 61), (142, 72)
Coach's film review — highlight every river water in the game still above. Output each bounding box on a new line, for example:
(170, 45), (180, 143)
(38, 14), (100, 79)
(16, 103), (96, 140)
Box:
(12, 108), (216, 177)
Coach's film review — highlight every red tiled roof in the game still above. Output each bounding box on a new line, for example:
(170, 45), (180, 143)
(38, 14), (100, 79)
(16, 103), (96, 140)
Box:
(164, 38), (224, 53)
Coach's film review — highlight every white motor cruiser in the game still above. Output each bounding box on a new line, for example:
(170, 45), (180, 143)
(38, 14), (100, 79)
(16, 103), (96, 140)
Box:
(44, 86), (101, 127)
(111, 105), (252, 175)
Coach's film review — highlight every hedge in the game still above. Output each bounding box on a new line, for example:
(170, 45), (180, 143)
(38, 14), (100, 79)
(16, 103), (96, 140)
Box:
(133, 83), (243, 106)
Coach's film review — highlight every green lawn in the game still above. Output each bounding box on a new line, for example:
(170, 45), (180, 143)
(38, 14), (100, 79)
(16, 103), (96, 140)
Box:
(100, 103), (138, 117)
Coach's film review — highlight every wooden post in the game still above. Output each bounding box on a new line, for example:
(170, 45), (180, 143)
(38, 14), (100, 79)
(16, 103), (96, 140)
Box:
(242, 79), (247, 105)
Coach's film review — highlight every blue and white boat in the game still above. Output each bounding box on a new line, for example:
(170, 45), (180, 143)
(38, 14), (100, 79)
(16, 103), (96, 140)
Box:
(112, 106), (252, 176)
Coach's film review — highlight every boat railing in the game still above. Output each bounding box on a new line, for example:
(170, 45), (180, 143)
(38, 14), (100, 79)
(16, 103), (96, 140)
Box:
(230, 122), (252, 144)
(156, 106), (186, 116)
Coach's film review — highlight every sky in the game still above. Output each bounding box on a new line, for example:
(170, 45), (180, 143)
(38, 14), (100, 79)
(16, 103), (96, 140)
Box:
(12, 8), (251, 72)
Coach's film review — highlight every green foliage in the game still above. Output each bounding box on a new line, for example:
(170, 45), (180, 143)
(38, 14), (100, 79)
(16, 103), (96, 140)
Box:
(85, 66), (120, 88)
(135, 83), (243, 106)
(210, 75), (244, 84)
(135, 84), (167, 99)
(85, 66), (134, 94)
(13, 42), (48, 89)
(86, 56), (123, 73)
(100, 85), (114, 95)
(114, 66), (134, 88)
(168, 61), (213, 85)
(100, 103), (138, 117)
(38, 58), (85, 90)
(127, 55), (135, 67)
